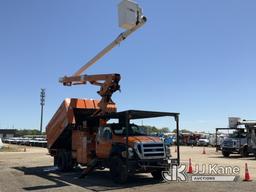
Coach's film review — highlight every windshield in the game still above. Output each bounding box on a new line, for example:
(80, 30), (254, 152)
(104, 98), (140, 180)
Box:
(110, 123), (147, 136)
(229, 131), (247, 138)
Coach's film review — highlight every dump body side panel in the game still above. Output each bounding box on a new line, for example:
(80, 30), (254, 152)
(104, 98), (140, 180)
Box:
(46, 98), (71, 149)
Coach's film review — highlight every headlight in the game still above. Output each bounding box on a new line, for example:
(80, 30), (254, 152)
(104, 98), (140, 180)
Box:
(121, 147), (134, 158)
(165, 145), (172, 157)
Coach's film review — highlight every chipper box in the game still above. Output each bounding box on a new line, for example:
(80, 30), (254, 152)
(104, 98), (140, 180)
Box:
(46, 98), (180, 183)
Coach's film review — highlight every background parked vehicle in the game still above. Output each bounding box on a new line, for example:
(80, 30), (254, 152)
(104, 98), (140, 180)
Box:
(197, 138), (209, 146)
(2, 137), (47, 148)
(220, 129), (248, 157)
(217, 117), (256, 157)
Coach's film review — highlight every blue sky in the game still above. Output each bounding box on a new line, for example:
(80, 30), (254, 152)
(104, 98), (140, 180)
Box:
(0, 0), (256, 132)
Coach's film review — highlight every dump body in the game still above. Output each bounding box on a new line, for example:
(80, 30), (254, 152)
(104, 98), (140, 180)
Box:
(46, 98), (116, 150)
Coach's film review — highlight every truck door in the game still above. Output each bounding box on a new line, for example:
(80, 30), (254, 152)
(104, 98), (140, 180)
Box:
(96, 126), (112, 158)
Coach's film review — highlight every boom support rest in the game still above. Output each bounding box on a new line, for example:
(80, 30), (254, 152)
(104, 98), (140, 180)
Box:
(60, 73), (120, 116)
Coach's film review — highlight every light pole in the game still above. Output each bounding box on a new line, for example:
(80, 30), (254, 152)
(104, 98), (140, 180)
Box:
(40, 89), (45, 134)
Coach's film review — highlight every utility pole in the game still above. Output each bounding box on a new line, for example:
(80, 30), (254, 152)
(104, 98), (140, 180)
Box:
(40, 89), (46, 134)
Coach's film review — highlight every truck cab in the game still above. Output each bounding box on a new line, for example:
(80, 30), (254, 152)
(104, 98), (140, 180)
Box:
(89, 110), (179, 183)
(97, 123), (165, 159)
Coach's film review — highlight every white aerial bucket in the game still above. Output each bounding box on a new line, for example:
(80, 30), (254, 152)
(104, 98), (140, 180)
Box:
(118, 0), (143, 30)
(228, 117), (241, 128)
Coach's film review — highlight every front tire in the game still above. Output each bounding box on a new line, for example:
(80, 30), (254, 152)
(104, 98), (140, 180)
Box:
(222, 151), (230, 157)
(110, 156), (128, 184)
(240, 147), (249, 157)
(151, 170), (165, 181)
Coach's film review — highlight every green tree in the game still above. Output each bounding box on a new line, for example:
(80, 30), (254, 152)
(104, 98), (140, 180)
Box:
(15, 129), (42, 136)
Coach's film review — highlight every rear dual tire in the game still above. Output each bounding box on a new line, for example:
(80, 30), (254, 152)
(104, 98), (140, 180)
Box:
(55, 150), (74, 172)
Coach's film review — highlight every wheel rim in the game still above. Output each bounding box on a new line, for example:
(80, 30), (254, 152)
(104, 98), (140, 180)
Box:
(111, 159), (121, 178)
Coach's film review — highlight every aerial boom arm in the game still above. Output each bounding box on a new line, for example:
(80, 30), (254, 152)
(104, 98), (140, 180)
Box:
(59, 5), (147, 115)
(72, 16), (147, 77)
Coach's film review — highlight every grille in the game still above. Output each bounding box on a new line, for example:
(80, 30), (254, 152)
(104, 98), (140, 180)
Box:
(222, 140), (233, 148)
(136, 142), (166, 159)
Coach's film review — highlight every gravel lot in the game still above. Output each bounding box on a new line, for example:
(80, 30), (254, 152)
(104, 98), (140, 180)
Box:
(0, 144), (256, 192)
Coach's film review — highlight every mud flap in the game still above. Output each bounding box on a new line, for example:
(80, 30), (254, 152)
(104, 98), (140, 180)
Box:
(79, 158), (98, 178)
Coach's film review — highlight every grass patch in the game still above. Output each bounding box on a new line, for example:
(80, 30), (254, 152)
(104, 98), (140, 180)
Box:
(0, 146), (24, 152)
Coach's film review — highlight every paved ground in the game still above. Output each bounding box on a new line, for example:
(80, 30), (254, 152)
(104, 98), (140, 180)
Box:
(0, 144), (256, 192)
